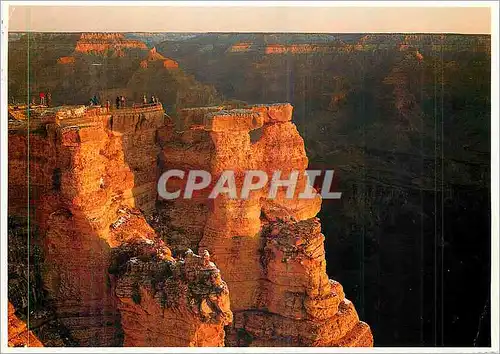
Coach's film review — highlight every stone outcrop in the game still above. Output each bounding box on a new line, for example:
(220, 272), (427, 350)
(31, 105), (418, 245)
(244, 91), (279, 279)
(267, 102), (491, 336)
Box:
(8, 102), (372, 347)
(9, 108), (133, 345)
(112, 241), (232, 346)
(108, 105), (165, 213)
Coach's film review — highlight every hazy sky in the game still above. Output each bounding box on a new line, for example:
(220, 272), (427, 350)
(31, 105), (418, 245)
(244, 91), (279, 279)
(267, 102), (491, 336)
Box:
(7, 4), (492, 34)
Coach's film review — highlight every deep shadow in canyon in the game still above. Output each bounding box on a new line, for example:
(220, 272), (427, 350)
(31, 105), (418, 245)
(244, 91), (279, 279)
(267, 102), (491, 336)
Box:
(152, 33), (491, 346)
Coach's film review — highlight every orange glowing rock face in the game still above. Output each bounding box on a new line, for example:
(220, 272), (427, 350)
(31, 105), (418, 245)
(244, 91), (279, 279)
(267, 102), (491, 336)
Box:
(265, 44), (288, 54)
(8, 106), (166, 346)
(139, 48), (179, 69)
(8, 303), (43, 347)
(163, 58), (179, 69)
(159, 103), (373, 347)
(7, 103), (372, 347)
(57, 56), (76, 64)
(113, 240), (232, 347)
(229, 42), (253, 52)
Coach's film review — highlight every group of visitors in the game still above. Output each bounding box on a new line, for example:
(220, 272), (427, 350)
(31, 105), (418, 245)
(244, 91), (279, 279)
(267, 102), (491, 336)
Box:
(89, 95), (100, 106)
(142, 94), (160, 106)
(83, 94), (161, 110)
(37, 92), (52, 107)
(116, 95), (126, 109)
(22, 92), (160, 110)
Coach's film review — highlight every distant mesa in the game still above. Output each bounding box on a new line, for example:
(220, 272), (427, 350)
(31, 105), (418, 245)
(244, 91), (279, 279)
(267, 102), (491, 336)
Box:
(57, 56), (75, 65)
(265, 44), (289, 54)
(74, 32), (148, 56)
(265, 43), (339, 54)
(140, 47), (179, 69)
(229, 42), (253, 53)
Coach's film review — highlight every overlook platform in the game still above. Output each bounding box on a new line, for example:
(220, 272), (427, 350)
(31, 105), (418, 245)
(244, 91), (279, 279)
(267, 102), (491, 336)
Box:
(8, 103), (165, 132)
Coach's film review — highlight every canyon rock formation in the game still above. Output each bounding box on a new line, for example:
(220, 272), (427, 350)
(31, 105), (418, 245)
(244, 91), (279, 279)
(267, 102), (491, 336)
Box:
(74, 33), (147, 56)
(113, 241), (232, 346)
(8, 102), (372, 347)
(157, 103), (373, 346)
(140, 47), (179, 69)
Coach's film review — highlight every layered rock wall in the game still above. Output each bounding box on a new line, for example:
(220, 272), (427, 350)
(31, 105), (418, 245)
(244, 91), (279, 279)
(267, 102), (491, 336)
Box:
(8, 102), (372, 347)
(157, 103), (373, 346)
(109, 105), (165, 213)
(7, 106), (169, 345)
(9, 112), (134, 345)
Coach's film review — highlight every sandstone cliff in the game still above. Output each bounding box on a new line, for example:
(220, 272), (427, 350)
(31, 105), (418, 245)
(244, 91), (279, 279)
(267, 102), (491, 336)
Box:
(156, 103), (373, 346)
(8, 105), (230, 346)
(8, 102), (372, 347)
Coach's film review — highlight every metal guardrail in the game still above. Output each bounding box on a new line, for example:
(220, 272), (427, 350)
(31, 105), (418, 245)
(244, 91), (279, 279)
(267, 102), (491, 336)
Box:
(83, 103), (163, 115)
(131, 102), (162, 109)
(110, 103), (163, 112)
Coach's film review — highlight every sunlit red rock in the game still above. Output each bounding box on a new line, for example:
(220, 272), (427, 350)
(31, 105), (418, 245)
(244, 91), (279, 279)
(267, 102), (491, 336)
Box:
(8, 105), (166, 346)
(229, 42), (253, 53)
(159, 103), (372, 347)
(8, 102), (372, 347)
(113, 243), (232, 346)
(57, 56), (76, 64)
(140, 47), (179, 70)
(8, 302), (43, 347)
